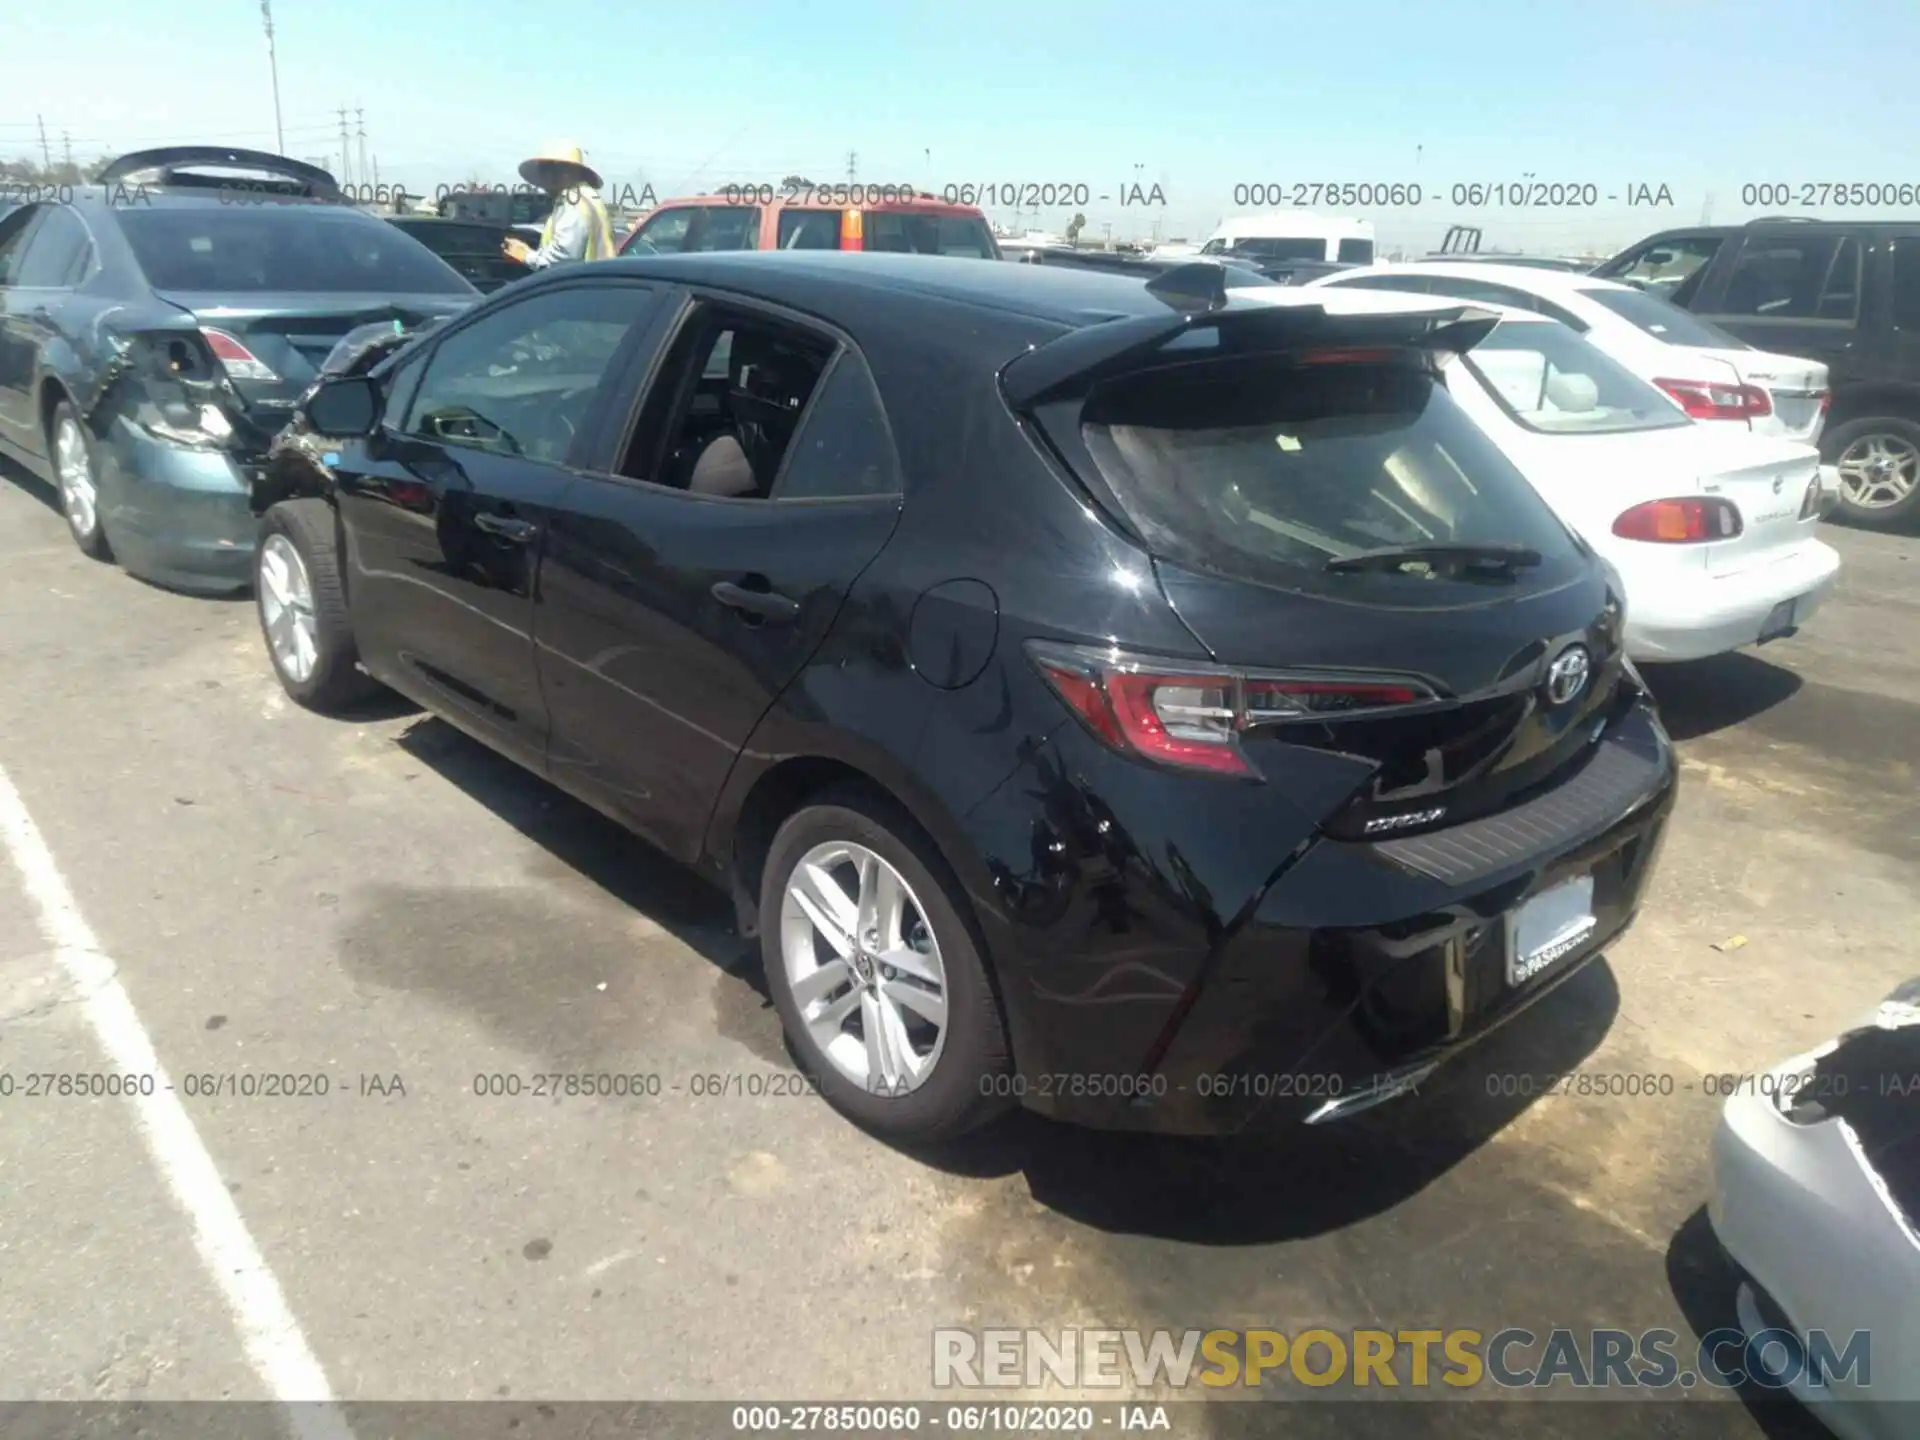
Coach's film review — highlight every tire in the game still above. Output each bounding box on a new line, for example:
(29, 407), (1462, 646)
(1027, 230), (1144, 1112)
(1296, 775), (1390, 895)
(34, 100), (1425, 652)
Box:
(759, 790), (1013, 1142)
(48, 400), (112, 560)
(255, 498), (381, 712)
(1825, 415), (1920, 529)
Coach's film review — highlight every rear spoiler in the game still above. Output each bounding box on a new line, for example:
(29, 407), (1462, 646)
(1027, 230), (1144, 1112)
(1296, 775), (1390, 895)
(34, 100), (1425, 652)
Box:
(97, 147), (342, 200)
(1001, 301), (1501, 408)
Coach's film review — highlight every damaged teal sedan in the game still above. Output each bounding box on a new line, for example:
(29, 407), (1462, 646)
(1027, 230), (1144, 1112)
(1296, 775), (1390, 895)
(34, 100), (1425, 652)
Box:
(0, 147), (475, 593)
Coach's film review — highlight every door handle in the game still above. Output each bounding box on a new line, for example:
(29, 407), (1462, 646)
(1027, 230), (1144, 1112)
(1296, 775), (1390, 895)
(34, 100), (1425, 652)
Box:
(711, 580), (800, 623)
(474, 512), (538, 543)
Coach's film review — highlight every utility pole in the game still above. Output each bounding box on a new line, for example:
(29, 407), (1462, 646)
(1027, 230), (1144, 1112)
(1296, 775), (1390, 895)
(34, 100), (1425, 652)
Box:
(1701, 191), (1715, 224)
(261, 0), (285, 154)
(846, 150), (857, 183)
(37, 115), (52, 171)
(356, 109), (368, 193)
(337, 109), (352, 186)
(61, 131), (73, 177)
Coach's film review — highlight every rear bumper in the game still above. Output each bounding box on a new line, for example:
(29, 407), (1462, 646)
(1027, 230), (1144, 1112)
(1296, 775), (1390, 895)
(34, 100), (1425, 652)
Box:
(975, 697), (1676, 1135)
(95, 417), (259, 594)
(1625, 539), (1840, 663)
(1817, 464), (1844, 519)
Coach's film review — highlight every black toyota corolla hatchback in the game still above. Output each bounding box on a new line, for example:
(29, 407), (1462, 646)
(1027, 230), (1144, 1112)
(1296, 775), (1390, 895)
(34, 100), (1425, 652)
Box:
(250, 251), (1676, 1141)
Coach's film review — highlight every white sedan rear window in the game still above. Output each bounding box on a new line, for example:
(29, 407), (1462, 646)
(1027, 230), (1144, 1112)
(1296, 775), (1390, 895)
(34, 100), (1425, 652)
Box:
(1461, 321), (1691, 435)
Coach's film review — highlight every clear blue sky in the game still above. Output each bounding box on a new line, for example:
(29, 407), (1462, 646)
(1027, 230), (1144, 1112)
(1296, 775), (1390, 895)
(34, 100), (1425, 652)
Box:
(4, 0), (1910, 252)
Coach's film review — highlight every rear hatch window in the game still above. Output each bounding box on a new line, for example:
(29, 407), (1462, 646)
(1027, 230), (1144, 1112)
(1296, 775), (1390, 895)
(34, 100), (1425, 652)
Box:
(1461, 321), (1691, 434)
(119, 205), (472, 294)
(863, 210), (998, 258)
(1577, 286), (1750, 349)
(1064, 353), (1585, 602)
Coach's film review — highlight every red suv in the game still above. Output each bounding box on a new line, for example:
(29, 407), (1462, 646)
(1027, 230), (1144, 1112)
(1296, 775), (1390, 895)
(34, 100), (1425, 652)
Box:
(619, 191), (1001, 259)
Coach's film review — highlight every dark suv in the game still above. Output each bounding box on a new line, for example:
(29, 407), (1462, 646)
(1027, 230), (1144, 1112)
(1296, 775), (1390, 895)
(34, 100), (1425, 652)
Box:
(1595, 221), (1920, 527)
(250, 252), (1676, 1142)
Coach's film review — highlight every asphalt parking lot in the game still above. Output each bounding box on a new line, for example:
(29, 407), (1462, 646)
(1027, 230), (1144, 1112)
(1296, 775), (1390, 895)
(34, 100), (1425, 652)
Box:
(0, 458), (1912, 1437)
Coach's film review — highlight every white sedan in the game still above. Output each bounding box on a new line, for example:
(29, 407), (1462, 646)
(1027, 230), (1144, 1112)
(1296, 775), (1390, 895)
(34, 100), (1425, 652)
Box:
(1431, 308), (1840, 663)
(1710, 981), (1920, 1440)
(1306, 262), (1832, 446)
(1223, 281), (1842, 663)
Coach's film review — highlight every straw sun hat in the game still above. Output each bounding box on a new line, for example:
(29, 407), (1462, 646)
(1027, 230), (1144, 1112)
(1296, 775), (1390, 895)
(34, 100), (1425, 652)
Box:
(517, 141), (602, 192)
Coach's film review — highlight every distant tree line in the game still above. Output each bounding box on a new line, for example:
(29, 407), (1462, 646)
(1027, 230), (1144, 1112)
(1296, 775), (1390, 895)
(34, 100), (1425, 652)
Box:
(1, 155), (116, 185)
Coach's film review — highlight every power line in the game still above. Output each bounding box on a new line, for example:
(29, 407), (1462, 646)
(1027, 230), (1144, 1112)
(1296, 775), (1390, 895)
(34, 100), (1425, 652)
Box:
(261, 0), (285, 153)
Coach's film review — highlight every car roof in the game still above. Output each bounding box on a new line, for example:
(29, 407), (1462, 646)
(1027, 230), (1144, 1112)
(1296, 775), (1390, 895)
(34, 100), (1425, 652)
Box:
(650, 192), (984, 217)
(1345, 261), (1630, 299)
(594, 250), (1231, 325)
(1208, 213), (1373, 239)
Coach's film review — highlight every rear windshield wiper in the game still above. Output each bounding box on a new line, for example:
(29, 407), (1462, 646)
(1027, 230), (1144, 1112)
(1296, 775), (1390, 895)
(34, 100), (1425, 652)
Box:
(1325, 542), (1543, 574)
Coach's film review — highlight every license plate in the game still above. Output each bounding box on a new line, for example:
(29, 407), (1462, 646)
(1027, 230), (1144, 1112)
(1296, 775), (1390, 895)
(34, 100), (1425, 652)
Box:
(1507, 875), (1597, 986)
(1758, 597), (1800, 644)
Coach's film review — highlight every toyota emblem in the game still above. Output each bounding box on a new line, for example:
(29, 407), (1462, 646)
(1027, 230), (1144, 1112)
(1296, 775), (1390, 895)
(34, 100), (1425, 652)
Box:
(1545, 645), (1591, 707)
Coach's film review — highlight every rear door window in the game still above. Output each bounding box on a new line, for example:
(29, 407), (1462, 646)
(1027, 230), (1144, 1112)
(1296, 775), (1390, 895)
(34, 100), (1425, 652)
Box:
(1887, 237), (1920, 332)
(1708, 233), (1862, 323)
(1461, 320), (1691, 434)
(1596, 233), (1723, 301)
(1577, 285), (1750, 348)
(117, 206), (473, 294)
(863, 211), (997, 258)
(12, 206), (89, 288)
(769, 349), (903, 500)
(776, 209), (842, 250)
(1062, 354), (1580, 598)
(0, 206), (41, 284)
(1335, 238), (1375, 264)
(687, 206), (760, 252)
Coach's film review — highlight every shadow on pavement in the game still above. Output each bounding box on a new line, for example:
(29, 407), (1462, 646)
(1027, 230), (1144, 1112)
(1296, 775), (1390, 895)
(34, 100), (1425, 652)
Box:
(0, 453), (62, 518)
(1665, 1207), (1835, 1440)
(908, 959), (1620, 1246)
(376, 712), (1624, 1246)
(1641, 653), (1804, 742)
(391, 714), (751, 981)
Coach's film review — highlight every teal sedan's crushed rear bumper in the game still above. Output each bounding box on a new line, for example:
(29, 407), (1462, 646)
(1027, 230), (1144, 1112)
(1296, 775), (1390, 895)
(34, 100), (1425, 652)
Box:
(93, 416), (259, 594)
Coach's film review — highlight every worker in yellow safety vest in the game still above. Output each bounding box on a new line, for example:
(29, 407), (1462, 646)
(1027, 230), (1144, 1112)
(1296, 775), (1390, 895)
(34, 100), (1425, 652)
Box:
(502, 140), (615, 268)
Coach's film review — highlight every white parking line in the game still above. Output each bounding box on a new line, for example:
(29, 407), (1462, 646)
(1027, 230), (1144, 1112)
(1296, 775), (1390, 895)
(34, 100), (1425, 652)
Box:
(0, 762), (355, 1440)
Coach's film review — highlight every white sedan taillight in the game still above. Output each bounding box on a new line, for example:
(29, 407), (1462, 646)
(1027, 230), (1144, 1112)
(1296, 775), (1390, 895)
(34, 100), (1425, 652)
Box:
(1654, 377), (1773, 424)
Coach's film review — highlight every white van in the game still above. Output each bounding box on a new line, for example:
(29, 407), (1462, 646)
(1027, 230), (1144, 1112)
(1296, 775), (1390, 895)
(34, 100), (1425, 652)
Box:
(1198, 213), (1375, 266)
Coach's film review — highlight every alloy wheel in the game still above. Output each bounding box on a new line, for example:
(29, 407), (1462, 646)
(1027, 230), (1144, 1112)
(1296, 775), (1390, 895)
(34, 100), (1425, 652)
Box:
(780, 840), (949, 1095)
(258, 534), (321, 684)
(54, 416), (98, 537)
(1836, 432), (1919, 511)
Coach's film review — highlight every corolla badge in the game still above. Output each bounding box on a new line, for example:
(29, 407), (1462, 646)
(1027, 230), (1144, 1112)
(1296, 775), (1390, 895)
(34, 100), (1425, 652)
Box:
(1545, 645), (1591, 707)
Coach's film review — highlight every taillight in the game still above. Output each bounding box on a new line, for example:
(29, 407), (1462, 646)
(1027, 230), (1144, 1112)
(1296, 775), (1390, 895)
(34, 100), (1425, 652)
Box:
(1653, 377), (1772, 423)
(839, 209), (864, 250)
(1025, 640), (1432, 779)
(201, 328), (279, 383)
(1817, 391), (1832, 415)
(1611, 497), (1743, 543)
(1798, 475), (1823, 520)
